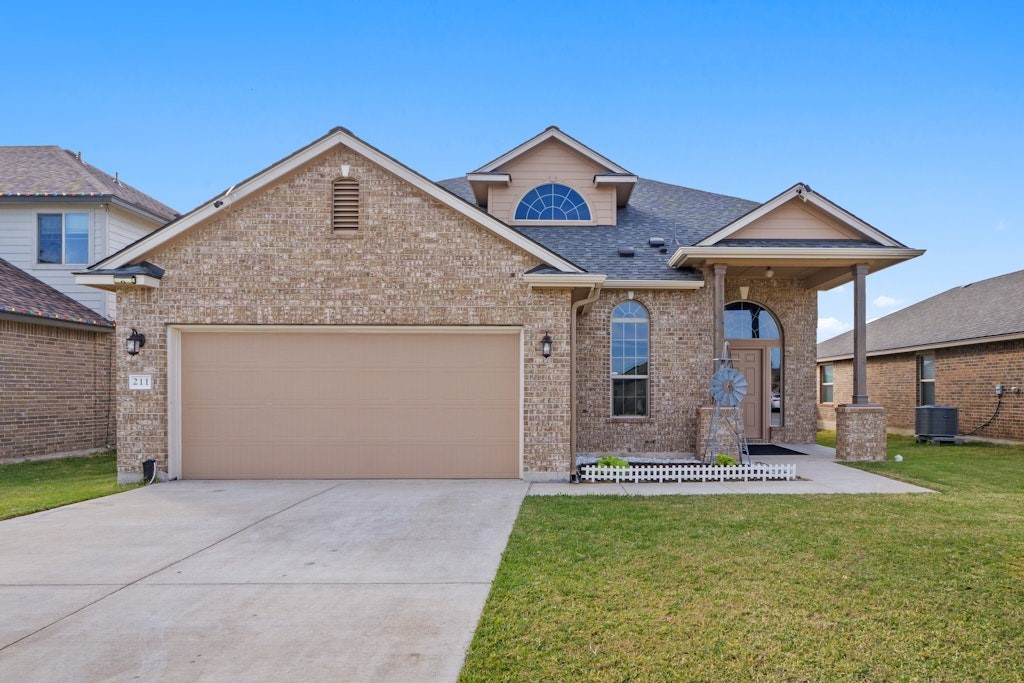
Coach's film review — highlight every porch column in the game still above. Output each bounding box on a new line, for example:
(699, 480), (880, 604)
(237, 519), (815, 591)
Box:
(852, 263), (869, 404)
(836, 262), (886, 461)
(712, 264), (726, 360)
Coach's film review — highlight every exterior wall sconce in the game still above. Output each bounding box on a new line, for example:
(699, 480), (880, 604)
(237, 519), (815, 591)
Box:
(541, 332), (553, 358)
(764, 266), (774, 278)
(125, 328), (146, 356)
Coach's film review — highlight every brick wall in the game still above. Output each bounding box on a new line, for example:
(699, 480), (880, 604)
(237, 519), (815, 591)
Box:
(115, 145), (572, 480)
(0, 319), (115, 460)
(817, 339), (1024, 441)
(575, 276), (818, 455)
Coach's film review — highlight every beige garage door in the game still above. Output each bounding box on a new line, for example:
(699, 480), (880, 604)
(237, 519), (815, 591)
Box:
(180, 329), (520, 479)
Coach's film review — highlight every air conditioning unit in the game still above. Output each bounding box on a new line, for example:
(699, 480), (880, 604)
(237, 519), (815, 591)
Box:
(915, 406), (959, 443)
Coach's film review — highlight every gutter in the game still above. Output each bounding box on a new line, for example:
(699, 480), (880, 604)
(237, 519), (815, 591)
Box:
(570, 284), (603, 475)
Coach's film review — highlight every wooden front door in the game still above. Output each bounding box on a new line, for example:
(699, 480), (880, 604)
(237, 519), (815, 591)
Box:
(730, 346), (765, 440)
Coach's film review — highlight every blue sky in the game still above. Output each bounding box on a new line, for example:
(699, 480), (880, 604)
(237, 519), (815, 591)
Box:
(4, 1), (1021, 341)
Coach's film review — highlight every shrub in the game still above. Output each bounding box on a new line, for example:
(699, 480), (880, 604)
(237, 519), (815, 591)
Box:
(596, 455), (629, 468)
(715, 454), (738, 466)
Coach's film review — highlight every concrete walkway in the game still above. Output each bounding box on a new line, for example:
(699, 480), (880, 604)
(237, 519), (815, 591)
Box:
(0, 480), (528, 682)
(530, 444), (934, 496)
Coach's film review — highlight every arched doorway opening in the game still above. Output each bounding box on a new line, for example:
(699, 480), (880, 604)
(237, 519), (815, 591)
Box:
(725, 301), (782, 441)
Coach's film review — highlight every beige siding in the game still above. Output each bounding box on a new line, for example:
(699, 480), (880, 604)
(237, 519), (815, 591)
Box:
(731, 199), (862, 240)
(179, 329), (520, 479)
(487, 139), (617, 225)
(104, 207), (161, 319)
(0, 204), (108, 316)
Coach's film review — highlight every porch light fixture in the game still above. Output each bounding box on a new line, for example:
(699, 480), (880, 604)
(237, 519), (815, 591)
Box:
(765, 266), (774, 278)
(541, 332), (553, 358)
(125, 328), (146, 356)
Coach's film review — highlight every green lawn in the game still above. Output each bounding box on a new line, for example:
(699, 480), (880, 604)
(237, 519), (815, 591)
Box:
(0, 453), (133, 520)
(461, 435), (1024, 682)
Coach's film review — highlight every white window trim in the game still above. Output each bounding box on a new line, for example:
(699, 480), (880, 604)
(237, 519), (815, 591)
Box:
(36, 211), (90, 265)
(819, 363), (835, 404)
(610, 302), (650, 418)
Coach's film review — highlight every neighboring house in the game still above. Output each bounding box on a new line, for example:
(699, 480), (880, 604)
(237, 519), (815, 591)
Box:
(0, 146), (177, 319)
(78, 127), (922, 483)
(0, 257), (115, 460)
(817, 269), (1024, 442)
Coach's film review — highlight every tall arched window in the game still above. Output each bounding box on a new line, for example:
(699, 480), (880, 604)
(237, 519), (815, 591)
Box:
(725, 301), (783, 427)
(514, 183), (591, 221)
(611, 301), (649, 416)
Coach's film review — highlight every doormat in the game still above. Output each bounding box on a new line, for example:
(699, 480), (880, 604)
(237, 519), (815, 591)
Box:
(747, 444), (804, 456)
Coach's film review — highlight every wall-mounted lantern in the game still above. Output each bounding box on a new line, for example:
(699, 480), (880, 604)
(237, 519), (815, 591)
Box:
(541, 332), (553, 358)
(125, 328), (146, 356)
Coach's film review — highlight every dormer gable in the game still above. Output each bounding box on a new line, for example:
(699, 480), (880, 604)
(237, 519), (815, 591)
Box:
(466, 127), (637, 226)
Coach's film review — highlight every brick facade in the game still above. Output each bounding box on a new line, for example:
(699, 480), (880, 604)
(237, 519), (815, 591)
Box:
(0, 319), (115, 460)
(575, 276), (818, 455)
(818, 339), (1024, 441)
(114, 145), (573, 481)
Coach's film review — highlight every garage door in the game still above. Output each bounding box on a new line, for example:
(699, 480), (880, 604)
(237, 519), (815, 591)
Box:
(179, 329), (520, 479)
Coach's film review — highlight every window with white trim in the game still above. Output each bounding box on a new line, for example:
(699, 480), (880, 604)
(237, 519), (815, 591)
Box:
(515, 183), (591, 221)
(820, 364), (834, 403)
(611, 301), (649, 416)
(38, 213), (89, 264)
(918, 354), (935, 405)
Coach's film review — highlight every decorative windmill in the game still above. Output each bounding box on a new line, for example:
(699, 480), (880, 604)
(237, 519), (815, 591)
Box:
(705, 341), (750, 465)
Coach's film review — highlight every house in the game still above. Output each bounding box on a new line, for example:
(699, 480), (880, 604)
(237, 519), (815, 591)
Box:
(817, 269), (1024, 442)
(0, 146), (177, 319)
(0, 256), (115, 461)
(77, 127), (922, 483)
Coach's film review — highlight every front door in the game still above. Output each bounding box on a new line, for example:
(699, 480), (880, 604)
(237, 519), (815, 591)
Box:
(730, 346), (765, 441)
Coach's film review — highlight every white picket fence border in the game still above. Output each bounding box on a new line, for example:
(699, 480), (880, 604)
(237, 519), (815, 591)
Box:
(579, 462), (797, 483)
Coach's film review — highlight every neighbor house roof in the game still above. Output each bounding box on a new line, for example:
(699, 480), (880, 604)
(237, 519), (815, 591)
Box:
(0, 257), (113, 329)
(817, 269), (1024, 361)
(438, 176), (758, 281)
(0, 146), (177, 223)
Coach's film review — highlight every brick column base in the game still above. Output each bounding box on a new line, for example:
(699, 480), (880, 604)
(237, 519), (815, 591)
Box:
(835, 404), (887, 461)
(697, 406), (746, 461)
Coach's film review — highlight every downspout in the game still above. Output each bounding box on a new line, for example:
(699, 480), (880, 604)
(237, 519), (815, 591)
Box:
(570, 284), (603, 477)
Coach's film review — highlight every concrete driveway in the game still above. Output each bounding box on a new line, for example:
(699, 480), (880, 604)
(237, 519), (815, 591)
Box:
(0, 479), (528, 682)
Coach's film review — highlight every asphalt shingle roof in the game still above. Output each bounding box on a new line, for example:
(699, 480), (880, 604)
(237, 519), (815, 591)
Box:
(0, 257), (113, 328)
(437, 176), (759, 279)
(817, 269), (1024, 359)
(0, 146), (177, 222)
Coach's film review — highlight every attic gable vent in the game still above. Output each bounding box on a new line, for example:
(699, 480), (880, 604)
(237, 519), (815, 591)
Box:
(332, 177), (360, 231)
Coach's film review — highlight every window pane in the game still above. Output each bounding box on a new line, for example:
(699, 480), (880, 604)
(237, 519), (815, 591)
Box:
(919, 355), (935, 380)
(724, 302), (780, 340)
(64, 213), (89, 263)
(38, 214), (62, 263)
(920, 382), (935, 406)
(612, 378), (648, 416)
(821, 385), (834, 403)
(821, 364), (834, 384)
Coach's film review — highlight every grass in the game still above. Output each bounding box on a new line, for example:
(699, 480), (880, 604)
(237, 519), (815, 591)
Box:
(461, 435), (1024, 682)
(0, 453), (133, 520)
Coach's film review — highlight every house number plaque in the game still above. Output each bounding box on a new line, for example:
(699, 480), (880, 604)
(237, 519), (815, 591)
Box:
(129, 374), (153, 390)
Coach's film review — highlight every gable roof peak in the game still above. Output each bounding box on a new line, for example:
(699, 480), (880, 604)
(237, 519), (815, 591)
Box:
(472, 126), (632, 175)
